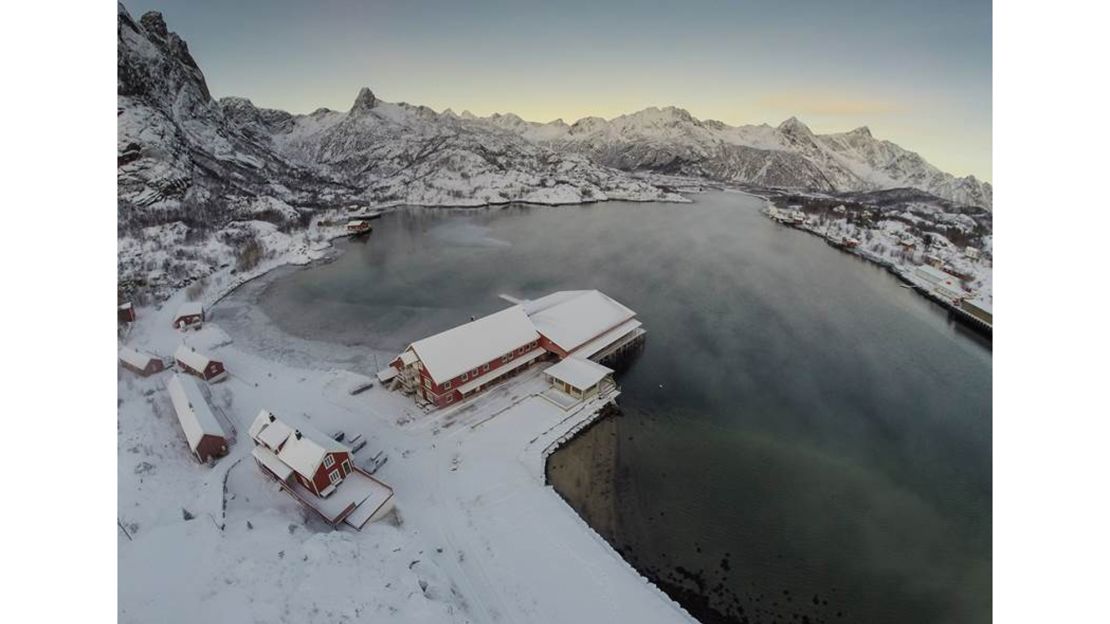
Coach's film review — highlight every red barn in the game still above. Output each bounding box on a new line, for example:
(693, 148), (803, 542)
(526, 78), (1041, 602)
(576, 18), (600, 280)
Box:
(174, 344), (227, 382)
(118, 302), (136, 323)
(173, 301), (205, 330)
(166, 373), (229, 463)
(389, 306), (545, 408)
(119, 346), (164, 377)
(249, 410), (352, 497)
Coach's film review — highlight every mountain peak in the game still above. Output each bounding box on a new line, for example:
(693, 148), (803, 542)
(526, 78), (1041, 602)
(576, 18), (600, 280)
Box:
(349, 87), (378, 115)
(849, 126), (872, 138)
(777, 116), (812, 135)
(139, 11), (168, 39)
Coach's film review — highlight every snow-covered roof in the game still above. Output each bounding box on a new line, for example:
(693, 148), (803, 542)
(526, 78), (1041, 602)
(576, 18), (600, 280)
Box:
(119, 302), (133, 310)
(527, 290), (636, 353)
(399, 350), (418, 366)
(545, 357), (613, 390)
(408, 306), (539, 383)
(249, 409), (348, 478)
(249, 410), (295, 451)
(347, 219), (367, 226)
(914, 265), (953, 282)
(165, 374), (226, 451)
(119, 346), (158, 369)
(278, 426), (349, 480)
(252, 446), (293, 481)
(176, 301), (204, 318)
(175, 344), (217, 371)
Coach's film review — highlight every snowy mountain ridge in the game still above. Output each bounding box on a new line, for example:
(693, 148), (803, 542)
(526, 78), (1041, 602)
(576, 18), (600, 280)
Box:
(483, 107), (992, 209)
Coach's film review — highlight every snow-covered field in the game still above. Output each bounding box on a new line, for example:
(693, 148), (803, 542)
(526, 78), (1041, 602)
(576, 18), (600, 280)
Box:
(117, 250), (693, 622)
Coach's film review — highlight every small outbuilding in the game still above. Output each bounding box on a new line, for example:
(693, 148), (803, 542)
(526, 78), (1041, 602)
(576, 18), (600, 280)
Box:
(543, 357), (615, 405)
(165, 373), (229, 463)
(118, 302), (136, 323)
(174, 344), (227, 382)
(174, 302), (205, 330)
(347, 219), (372, 236)
(119, 346), (164, 377)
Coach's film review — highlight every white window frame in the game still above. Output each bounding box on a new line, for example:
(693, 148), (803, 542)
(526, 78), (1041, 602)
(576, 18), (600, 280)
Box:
(341, 459), (351, 474)
(482, 363), (490, 372)
(502, 354), (511, 363)
(329, 469), (341, 485)
(324, 455), (334, 469)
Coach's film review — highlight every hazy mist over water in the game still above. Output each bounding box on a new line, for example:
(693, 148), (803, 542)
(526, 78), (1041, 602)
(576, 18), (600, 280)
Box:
(258, 192), (991, 623)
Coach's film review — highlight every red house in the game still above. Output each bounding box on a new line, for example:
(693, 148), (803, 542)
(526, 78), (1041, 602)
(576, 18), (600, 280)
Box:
(249, 410), (353, 496)
(119, 346), (164, 377)
(118, 302), (136, 323)
(389, 306), (545, 408)
(174, 344), (227, 382)
(173, 301), (205, 330)
(166, 373), (230, 463)
(248, 410), (396, 528)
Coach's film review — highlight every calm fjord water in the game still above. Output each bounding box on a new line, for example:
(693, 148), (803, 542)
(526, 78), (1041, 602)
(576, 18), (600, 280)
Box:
(258, 192), (991, 624)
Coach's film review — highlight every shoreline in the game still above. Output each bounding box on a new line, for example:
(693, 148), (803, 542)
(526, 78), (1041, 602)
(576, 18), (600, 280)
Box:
(120, 207), (697, 622)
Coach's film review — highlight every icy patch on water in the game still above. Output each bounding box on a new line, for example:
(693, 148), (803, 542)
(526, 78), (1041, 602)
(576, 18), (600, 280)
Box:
(428, 222), (512, 248)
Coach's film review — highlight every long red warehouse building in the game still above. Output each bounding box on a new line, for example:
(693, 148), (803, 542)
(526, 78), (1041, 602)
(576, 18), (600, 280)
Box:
(384, 290), (644, 408)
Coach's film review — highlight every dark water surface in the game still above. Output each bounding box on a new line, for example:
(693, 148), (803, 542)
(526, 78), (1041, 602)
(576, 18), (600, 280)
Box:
(257, 192), (992, 624)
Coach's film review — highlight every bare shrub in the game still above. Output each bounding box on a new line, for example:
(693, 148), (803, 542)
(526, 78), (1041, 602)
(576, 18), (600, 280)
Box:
(235, 234), (265, 272)
(185, 277), (208, 301)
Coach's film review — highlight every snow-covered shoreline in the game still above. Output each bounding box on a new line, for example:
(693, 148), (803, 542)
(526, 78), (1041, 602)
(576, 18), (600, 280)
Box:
(118, 213), (695, 622)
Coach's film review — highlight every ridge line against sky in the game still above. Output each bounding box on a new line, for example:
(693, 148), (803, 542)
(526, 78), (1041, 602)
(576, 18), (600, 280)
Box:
(124, 0), (991, 181)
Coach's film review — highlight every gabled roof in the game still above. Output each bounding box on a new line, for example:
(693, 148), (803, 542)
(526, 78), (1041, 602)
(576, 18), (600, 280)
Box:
(914, 265), (953, 282)
(251, 446), (293, 481)
(175, 344), (218, 372)
(408, 306), (539, 383)
(119, 346), (159, 369)
(249, 409), (348, 479)
(165, 374), (226, 451)
(249, 409), (294, 451)
(527, 290), (636, 353)
(545, 357), (613, 390)
(176, 301), (204, 318)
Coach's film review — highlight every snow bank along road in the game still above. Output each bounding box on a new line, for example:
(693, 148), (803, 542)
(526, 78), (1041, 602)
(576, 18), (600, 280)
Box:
(117, 284), (693, 623)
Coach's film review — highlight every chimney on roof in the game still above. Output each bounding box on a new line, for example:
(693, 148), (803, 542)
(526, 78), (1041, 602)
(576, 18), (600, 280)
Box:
(294, 430), (302, 440)
(268, 413), (275, 422)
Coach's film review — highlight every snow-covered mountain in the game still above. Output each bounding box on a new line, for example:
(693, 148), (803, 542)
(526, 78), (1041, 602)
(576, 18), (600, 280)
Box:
(484, 107), (992, 209)
(217, 89), (678, 208)
(117, 3), (676, 232)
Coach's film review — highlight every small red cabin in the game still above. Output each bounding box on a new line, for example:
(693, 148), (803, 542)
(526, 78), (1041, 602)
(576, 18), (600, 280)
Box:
(119, 346), (165, 377)
(166, 374), (230, 463)
(118, 302), (136, 323)
(174, 344), (227, 382)
(173, 302), (205, 330)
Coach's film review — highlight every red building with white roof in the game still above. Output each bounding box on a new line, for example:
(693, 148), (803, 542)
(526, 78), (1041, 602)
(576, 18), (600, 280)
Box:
(166, 373), (229, 463)
(249, 409), (352, 496)
(383, 290), (644, 408)
(119, 346), (164, 377)
(174, 344), (227, 382)
(248, 410), (395, 529)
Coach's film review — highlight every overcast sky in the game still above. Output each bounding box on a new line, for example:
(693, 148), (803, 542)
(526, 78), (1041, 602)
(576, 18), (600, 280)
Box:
(124, 0), (992, 180)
